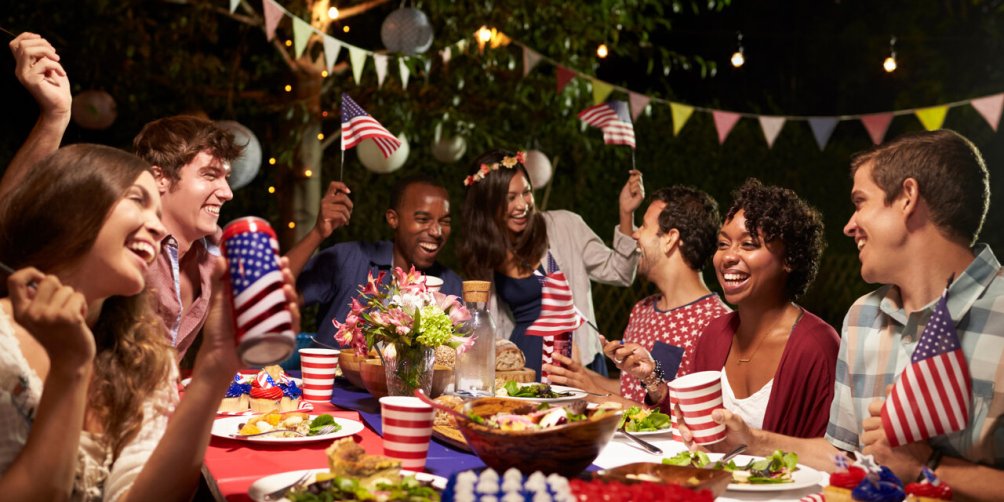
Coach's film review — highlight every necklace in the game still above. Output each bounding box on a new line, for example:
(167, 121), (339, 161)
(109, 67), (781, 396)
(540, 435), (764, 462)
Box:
(734, 309), (803, 363)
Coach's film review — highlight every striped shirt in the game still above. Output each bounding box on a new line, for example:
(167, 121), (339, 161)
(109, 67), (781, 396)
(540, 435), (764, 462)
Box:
(826, 244), (1004, 467)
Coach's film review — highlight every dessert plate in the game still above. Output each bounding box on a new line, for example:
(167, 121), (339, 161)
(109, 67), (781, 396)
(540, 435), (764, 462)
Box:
(247, 468), (446, 502)
(721, 454), (825, 492)
(212, 415), (363, 444)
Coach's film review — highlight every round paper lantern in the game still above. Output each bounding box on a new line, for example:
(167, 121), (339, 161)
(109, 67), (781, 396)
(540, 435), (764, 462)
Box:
(358, 133), (410, 174)
(431, 134), (467, 164)
(71, 90), (117, 130)
(380, 7), (434, 55)
(524, 150), (553, 189)
(215, 120), (262, 190)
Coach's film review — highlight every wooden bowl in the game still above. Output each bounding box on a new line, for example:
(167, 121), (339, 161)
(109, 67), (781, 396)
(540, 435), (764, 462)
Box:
(338, 351), (365, 390)
(455, 397), (622, 477)
(360, 359), (389, 398)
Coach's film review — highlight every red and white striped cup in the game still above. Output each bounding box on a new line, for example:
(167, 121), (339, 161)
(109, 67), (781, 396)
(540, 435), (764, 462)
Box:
(299, 348), (339, 402)
(380, 396), (434, 471)
(424, 275), (443, 292)
(667, 370), (726, 445)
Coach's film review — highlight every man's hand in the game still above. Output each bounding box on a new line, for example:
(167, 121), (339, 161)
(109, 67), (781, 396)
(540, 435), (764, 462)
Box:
(601, 336), (652, 380)
(542, 352), (605, 394)
(861, 393), (930, 482)
(10, 33), (71, 121)
(313, 181), (353, 239)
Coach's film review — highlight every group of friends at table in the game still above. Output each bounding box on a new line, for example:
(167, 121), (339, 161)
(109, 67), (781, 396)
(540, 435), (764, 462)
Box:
(0, 31), (1002, 501)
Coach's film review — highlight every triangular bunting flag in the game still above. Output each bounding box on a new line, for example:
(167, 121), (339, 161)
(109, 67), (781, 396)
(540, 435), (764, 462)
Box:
(348, 45), (367, 85)
(808, 117), (839, 150)
(322, 35), (342, 71)
(628, 92), (651, 121)
(374, 54), (389, 87)
(523, 47), (543, 77)
(860, 113), (894, 145)
(556, 66), (576, 93)
(758, 116), (786, 148)
(229, 0), (240, 14)
(670, 102), (694, 136)
(399, 58), (411, 89)
(440, 47), (452, 64)
(262, 0), (283, 41)
(970, 94), (1004, 131)
(915, 106), (948, 131)
(292, 17), (311, 59)
(712, 111), (741, 144)
(591, 79), (614, 105)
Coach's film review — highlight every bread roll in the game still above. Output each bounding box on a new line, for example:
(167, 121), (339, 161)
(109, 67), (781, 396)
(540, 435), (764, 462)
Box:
(495, 339), (525, 371)
(434, 345), (457, 369)
(433, 395), (464, 427)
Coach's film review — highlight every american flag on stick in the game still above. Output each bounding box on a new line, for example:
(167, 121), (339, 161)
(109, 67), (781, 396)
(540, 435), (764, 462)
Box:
(227, 232), (295, 341)
(341, 94), (401, 158)
(526, 270), (586, 337)
(881, 284), (971, 447)
(578, 100), (636, 149)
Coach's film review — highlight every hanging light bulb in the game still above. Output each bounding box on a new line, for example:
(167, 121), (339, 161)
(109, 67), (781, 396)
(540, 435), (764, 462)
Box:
(883, 36), (897, 73)
(596, 43), (609, 59)
(477, 26), (493, 44)
(327, 6), (340, 20)
(731, 31), (745, 68)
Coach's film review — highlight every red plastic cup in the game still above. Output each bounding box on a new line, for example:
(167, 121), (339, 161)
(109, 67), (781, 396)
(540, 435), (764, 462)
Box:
(299, 348), (340, 402)
(379, 396), (434, 471)
(667, 370), (726, 445)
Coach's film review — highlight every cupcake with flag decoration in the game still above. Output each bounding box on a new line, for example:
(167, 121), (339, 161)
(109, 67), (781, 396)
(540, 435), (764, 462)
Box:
(905, 467), (952, 501)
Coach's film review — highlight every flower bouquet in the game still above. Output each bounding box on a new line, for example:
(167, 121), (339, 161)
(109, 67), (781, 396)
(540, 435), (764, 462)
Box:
(334, 267), (472, 395)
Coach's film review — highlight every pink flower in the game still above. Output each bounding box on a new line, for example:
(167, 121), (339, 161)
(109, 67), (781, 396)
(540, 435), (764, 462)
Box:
(515, 151), (527, 164)
(479, 164), (491, 175)
(361, 271), (386, 296)
(386, 309), (413, 335)
(394, 266), (425, 294)
(453, 333), (477, 356)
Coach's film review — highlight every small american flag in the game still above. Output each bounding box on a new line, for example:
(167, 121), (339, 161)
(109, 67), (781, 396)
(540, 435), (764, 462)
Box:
(226, 232), (294, 341)
(881, 284), (971, 447)
(341, 94), (401, 158)
(526, 270), (586, 337)
(578, 100), (636, 149)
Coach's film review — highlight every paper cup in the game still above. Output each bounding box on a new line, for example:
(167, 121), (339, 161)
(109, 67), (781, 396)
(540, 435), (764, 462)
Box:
(380, 396), (434, 471)
(424, 275), (444, 292)
(299, 348), (340, 402)
(667, 370), (726, 445)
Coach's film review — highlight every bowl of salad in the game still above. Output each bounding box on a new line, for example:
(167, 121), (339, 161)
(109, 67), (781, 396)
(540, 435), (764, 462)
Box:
(455, 398), (622, 477)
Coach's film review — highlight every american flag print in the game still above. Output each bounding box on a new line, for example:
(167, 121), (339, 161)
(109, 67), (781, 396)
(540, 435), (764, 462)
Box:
(578, 100), (636, 149)
(340, 94), (401, 157)
(881, 286), (971, 447)
(225, 231), (294, 342)
(526, 270), (586, 337)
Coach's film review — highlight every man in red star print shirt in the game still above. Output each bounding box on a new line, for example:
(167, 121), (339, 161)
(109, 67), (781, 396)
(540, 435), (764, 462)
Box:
(544, 186), (729, 407)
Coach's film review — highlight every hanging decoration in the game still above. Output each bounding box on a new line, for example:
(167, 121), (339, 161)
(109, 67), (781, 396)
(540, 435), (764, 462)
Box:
(71, 90), (117, 130)
(380, 7), (434, 55)
(524, 150), (553, 189)
(358, 133), (410, 173)
(216, 120), (262, 190)
(431, 124), (467, 164)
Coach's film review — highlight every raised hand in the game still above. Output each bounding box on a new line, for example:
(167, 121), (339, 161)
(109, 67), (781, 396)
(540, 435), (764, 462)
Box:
(9, 33), (71, 120)
(7, 268), (94, 367)
(314, 181), (353, 238)
(618, 169), (645, 215)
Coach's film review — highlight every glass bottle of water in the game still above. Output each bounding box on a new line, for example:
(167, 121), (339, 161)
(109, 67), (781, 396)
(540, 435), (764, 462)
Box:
(454, 281), (496, 398)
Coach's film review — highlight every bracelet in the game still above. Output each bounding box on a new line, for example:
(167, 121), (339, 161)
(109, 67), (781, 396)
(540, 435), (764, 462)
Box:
(639, 360), (665, 389)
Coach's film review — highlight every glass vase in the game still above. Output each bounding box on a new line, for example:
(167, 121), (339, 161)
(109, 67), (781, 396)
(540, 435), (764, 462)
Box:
(383, 343), (435, 396)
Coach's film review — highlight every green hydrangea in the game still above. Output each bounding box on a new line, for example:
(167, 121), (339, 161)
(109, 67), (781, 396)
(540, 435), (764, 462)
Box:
(416, 305), (454, 347)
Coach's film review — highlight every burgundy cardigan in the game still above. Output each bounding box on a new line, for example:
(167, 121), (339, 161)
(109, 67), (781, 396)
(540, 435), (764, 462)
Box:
(688, 310), (840, 438)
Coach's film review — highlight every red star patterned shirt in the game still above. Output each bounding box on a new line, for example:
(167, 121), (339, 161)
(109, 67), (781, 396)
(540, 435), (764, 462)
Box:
(619, 293), (730, 403)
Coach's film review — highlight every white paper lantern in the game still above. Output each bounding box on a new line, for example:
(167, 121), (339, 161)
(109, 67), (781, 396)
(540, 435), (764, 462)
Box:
(431, 135), (467, 164)
(358, 133), (410, 174)
(215, 121), (262, 190)
(71, 90), (117, 130)
(524, 150), (553, 188)
(380, 7), (434, 55)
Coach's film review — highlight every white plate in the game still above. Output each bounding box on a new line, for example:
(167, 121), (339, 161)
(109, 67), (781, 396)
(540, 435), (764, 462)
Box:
(620, 427), (674, 436)
(498, 384), (588, 403)
(212, 415), (364, 444)
(215, 401), (314, 417)
(722, 455), (825, 492)
(247, 468), (447, 502)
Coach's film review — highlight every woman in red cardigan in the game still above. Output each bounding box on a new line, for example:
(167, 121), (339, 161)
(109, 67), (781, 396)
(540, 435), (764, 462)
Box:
(688, 178), (839, 439)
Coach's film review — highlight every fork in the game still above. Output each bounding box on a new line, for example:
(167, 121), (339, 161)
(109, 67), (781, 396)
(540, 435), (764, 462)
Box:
(262, 470), (314, 501)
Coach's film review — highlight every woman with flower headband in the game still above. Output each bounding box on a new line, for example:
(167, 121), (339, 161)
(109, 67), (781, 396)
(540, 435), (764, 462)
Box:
(458, 149), (643, 378)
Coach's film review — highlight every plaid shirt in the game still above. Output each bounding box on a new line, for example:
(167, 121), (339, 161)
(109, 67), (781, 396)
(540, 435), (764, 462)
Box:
(826, 244), (1004, 467)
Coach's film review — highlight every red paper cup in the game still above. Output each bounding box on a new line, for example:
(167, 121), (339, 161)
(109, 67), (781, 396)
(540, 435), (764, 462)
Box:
(299, 348), (339, 402)
(667, 370), (726, 445)
(380, 396), (434, 471)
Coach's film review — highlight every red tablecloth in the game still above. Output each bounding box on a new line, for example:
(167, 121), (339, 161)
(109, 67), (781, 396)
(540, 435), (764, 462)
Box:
(202, 402), (384, 501)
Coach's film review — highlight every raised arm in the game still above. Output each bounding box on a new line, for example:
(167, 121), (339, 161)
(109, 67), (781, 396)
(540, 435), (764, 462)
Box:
(2, 33), (71, 199)
(284, 181), (353, 279)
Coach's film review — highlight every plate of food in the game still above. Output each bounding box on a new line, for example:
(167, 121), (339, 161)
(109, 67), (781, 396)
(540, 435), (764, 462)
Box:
(660, 450), (823, 492)
(212, 412), (363, 444)
(494, 381), (587, 403)
(247, 438), (446, 501)
(618, 406), (673, 435)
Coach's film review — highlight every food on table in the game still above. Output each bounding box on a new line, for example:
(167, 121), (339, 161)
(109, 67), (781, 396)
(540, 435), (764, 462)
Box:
(470, 401), (589, 432)
(662, 451), (712, 469)
(237, 413), (338, 438)
(618, 406), (671, 432)
(821, 456), (916, 502)
(495, 339), (526, 371)
(905, 469), (953, 501)
(434, 344), (456, 369)
(849, 466), (905, 502)
(219, 374), (251, 413)
(570, 478), (714, 501)
(432, 395), (464, 427)
(218, 366), (303, 413)
(495, 380), (571, 399)
(443, 468), (714, 502)
(327, 437), (404, 489)
(824, 465), (868, 502)
(662, 449), (799, 485)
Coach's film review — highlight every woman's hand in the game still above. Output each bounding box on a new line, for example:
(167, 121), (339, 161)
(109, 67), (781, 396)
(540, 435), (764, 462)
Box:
(8, 268), (94, 368)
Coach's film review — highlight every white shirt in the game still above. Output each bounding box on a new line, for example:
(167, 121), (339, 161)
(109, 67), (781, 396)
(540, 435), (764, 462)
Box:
(721, 370), (773, 430)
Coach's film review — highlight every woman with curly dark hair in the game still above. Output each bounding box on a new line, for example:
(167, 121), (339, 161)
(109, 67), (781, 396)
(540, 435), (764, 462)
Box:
(688, 178), (839, 439)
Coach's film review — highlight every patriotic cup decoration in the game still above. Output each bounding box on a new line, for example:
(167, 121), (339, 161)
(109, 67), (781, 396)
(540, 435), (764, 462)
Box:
(221, 217), (295, 367)
(379, 396), (434, 471)
(667, 370), (727, 445)
(299, 348), (340, 402)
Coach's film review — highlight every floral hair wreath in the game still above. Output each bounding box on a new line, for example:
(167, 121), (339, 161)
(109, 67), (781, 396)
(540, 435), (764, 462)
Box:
(463, 151), (527, 186)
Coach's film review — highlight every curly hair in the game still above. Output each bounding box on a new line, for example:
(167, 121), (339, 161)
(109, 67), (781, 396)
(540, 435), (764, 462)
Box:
(457, 149), (548, 280)
(0, 144), (174, 457)
(649, 186), (721, 270)
(724, 178), (826, 300)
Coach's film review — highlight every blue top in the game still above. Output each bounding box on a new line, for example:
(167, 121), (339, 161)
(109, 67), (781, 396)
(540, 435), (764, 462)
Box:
(495, 271), (545, 376)
(297, 240), (463, 347)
